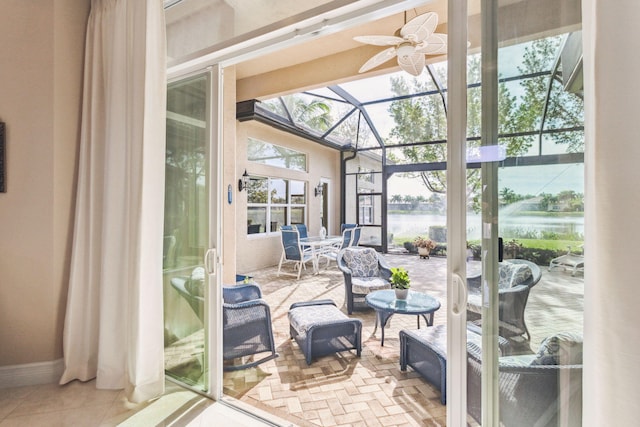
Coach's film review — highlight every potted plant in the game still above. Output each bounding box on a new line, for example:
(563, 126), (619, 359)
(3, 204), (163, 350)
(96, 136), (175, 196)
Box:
(413, 236), (436, 259)
(390, 267), (411, 300)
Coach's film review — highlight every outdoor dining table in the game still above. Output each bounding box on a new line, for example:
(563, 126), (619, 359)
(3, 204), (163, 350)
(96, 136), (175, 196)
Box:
(299, 235), (343, 274)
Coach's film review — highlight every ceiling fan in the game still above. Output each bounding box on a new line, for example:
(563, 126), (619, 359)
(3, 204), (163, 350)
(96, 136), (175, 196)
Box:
(353, 12), (447, 76)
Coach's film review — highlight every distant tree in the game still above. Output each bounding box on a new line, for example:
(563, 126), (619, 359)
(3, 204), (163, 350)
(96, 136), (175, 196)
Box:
(500, 187), (518, 205)
(402, 194), (415, 203)
(388, 55), (518, 211)
(387, 35), (584, 212)
(539, 192), (558, 211)
(390, 194), (403, 203)
(281, 96), (332, 131)
(512, 38), (584, 153)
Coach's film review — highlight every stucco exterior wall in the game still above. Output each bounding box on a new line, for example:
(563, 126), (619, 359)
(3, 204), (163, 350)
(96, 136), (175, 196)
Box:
(234, 120), (341, 273)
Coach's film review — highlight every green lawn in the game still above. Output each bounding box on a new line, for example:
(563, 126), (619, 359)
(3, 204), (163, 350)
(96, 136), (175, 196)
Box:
(513, 238), (583, 252)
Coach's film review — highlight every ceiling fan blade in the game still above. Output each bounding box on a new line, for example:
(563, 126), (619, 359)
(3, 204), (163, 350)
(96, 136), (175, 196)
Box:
(358, 47), (398, 73)
(415, 33), (448, 55)
(353, 35), (405, 46)
(398, 52), (425, 76)
(400, 12), (438, 43)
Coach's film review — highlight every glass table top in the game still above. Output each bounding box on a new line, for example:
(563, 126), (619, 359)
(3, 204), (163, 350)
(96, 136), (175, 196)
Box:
(365, 289), (441, 314)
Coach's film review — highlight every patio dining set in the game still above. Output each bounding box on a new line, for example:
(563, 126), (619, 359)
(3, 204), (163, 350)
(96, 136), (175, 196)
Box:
(276, 223), (361, 279)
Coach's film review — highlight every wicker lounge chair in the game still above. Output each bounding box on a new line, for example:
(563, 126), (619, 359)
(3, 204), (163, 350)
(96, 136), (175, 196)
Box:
(549, 246), (584, 276)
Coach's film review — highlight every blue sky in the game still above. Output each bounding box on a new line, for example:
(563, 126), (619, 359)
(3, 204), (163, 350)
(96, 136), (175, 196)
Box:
(498, 163), (583, 196)
(388, 162), (584, 198)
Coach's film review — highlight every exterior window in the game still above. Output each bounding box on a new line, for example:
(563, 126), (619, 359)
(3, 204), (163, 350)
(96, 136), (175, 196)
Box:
(358, 167), (374, 183)
(359, 191), (374, 225)
(247, 176), (307, 234)
(248, 137), (307, 171)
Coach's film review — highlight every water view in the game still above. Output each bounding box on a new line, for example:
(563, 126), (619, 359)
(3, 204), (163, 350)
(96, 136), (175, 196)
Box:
(389, 212), (584, 242)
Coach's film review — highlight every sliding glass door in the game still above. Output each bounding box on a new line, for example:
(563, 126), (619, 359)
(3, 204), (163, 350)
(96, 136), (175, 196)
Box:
(448, 0), (584, 425)
(163, 72), (217, 393)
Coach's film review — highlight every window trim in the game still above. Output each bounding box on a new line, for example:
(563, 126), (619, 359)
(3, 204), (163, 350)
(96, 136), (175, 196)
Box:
(246, 175), (307, 237)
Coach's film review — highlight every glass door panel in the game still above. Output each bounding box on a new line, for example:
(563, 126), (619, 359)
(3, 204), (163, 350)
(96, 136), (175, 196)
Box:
(458, 1), (584, 426)
(163, 73), (211, 392)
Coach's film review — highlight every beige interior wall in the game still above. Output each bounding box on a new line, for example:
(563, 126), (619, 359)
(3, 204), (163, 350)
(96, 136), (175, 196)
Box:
(0, 0), (88, 366)
(234, 121), (341, 273)
(583, 0), (640, 424)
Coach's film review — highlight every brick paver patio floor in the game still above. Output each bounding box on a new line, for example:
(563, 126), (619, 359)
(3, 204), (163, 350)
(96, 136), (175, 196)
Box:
(220, 253), (584, 427)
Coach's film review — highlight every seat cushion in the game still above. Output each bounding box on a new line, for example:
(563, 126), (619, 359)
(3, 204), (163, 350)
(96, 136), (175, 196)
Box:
(509, 263), (532, 287)
(351, 277), (391, 294)
(531, 331), (583, 365)
(406, 324), (509, 360)
(498, 262), (516, 289)
(342, 247), (380, 277)
(186, 267), (205, 297)
(288, 304), (347, 337)
(498, 261), (533, 289)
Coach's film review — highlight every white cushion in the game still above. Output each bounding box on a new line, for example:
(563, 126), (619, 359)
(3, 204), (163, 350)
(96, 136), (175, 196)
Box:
(288, 304), (346, 337)
(531, 332), (583, 365)
(351, 277), (391, 294)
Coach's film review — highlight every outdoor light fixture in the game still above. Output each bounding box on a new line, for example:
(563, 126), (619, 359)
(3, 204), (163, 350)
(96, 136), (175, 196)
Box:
(238, 169), (249, 192)
(314, 182), (323, 197)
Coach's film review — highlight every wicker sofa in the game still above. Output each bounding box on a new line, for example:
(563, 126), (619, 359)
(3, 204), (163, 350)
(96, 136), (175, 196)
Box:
(467, 332), (583, 427)
(467, 259), (542, 340)
(399, 323), (510, 405)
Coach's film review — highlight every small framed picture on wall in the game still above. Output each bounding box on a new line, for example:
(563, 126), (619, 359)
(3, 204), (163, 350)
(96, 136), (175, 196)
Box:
(0, 122), (5, 192)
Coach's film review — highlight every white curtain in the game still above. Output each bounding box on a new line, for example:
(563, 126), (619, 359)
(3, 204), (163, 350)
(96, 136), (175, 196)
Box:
(60, 0), (167, 403)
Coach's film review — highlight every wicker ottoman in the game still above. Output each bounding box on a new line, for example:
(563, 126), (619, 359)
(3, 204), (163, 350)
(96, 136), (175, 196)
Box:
(288, 299), (362, 365)
(399, 324), (510, 404)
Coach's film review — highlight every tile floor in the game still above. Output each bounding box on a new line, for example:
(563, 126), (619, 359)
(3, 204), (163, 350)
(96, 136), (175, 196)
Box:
(0, 378), (272, 427)
(0, 253), (583, 427)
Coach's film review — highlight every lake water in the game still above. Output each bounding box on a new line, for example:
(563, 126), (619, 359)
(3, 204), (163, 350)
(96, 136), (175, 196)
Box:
(388, 213), (584, 241)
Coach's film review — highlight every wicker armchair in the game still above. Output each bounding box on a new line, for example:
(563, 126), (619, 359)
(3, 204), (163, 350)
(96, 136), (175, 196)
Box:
(467, 259), (542, 340)
(171, 274), (278, 371)
(336, 247), (392, 314)
(222, 284), (279, 371)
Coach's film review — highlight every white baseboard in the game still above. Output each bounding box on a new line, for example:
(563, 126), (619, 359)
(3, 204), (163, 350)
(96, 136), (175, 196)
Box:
(0, 358), (64, 389)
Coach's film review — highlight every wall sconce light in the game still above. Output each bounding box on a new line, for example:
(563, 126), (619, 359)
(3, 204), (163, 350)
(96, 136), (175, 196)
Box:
(314, 182), (324, 197)
(238, 169), (249, 192)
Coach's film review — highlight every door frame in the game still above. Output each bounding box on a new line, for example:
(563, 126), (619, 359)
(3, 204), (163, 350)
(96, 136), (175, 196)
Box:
(167, 0), (466, 414)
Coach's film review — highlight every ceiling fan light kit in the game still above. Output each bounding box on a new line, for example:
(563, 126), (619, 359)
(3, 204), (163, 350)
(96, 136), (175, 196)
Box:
(354, 12), (448, 76)
(396, 43), (416, 60)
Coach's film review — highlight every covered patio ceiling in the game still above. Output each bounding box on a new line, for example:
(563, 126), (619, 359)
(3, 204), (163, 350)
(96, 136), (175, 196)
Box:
(234, 0), (583, 167)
